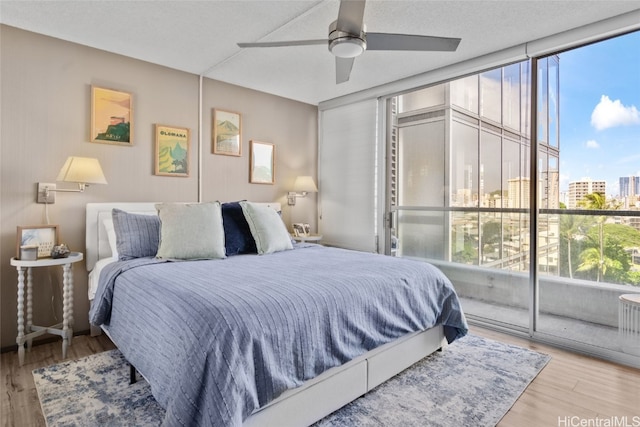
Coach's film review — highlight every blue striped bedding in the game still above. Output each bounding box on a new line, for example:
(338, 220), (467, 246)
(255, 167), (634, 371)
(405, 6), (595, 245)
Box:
(90, 244), (468, 426)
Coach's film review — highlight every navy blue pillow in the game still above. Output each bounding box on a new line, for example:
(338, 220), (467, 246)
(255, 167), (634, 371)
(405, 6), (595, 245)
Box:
(222, 202), (257, 256)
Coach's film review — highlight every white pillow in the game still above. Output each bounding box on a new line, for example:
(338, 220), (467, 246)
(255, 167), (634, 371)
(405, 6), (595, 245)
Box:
(240, 201), (293, 254)
(102, 218), (119, 259)
(155, 202), (226, 260)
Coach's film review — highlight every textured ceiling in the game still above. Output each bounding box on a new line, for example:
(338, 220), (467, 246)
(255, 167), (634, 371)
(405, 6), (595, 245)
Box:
(1, 0), (639, 105)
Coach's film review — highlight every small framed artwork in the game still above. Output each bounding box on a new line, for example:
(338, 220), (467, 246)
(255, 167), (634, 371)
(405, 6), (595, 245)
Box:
(16, 225), (59, 259)
(292, 223), (311, 237)
(250, 140), (275, 184)
(212, 109), (242, 156)
(90, 86), (133, 146)
(155, 124), (190, 177)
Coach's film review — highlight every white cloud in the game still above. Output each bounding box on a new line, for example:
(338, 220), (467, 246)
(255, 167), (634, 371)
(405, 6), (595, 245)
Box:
(585, 139), (599, 148)
(591, 95), (640, 130)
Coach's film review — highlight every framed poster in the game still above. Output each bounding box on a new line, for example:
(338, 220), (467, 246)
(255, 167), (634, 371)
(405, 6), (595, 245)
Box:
(16, 225), (59, 258)
(155, 124), (190, 177)
(90, 86), (133, 146)
(212, 109), (242, 156)
(250, 140), (275, 184)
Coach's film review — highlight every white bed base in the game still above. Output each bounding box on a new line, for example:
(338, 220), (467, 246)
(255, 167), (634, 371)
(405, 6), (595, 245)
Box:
(85, 202), (447, 427)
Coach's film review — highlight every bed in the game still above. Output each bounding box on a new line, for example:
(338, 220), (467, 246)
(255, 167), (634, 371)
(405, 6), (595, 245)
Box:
(86, 201), (468, 427)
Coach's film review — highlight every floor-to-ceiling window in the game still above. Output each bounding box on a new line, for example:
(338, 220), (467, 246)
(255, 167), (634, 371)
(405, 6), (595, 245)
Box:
(387, 30), (640, 363)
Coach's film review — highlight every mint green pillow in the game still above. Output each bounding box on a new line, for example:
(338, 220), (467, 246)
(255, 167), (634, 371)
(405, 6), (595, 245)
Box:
(155, 202), (226, 260)
(240, 201), (293, 254)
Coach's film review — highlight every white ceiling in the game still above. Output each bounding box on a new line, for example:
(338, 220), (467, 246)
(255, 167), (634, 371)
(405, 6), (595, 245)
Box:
(1, 0), (639, 105)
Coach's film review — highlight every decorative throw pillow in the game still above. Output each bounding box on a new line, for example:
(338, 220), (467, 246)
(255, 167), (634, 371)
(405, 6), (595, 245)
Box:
(221, 202), (257, 256)
(112, 209), (161, 260)
(155, 202), (226, 260)
(102, 218), (119, 259)
(240, 201), (293, 254)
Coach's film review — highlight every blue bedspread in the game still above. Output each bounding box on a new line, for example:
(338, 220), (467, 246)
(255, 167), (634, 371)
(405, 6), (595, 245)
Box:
(90, 244), (467, 427)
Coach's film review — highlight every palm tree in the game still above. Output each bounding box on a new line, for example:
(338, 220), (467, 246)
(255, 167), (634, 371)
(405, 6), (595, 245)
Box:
(577, 193), (621, 282)
(576, 246), (625, 282)
(560, 213), (585, 279)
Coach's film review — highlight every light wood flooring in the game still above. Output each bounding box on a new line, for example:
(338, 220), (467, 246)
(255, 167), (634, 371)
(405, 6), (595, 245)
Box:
(1, 326), (638, 426)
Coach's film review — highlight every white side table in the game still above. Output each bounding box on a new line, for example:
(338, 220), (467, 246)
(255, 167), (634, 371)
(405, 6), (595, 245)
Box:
(292, 234), (323, 243)
(619, 293), (640, 354)
(10, 252), (83, 366)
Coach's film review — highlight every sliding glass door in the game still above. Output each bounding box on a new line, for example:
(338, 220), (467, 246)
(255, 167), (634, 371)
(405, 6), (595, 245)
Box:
(386, 30), (640, 363)
(389, 62), (532, 330)
(535, 33), (640, 359)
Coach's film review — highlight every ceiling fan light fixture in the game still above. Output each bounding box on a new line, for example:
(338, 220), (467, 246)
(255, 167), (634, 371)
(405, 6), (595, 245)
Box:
(329, 37), (366, 58)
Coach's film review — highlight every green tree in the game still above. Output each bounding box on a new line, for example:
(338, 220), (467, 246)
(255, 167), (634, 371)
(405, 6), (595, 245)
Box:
(559, 214), (588, 279)
(481, 221), (502, 263)
(626, 271), (640, 286)
(577, 193), (621, 282)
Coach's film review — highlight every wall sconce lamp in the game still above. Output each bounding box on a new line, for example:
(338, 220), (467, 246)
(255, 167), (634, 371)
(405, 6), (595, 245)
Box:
(37, 156), (108, 204)
(287, 175), (318, 206)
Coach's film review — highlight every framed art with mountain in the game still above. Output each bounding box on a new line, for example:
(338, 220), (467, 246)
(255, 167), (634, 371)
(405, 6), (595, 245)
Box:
(212, 109), (242, 156)
(155, 124), (190, 177)
(90, 86), (132, 145)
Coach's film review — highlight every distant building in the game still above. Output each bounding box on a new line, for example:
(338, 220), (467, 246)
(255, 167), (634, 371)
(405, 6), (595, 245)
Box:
(508, 177), (530, 208)
(568, 178), (606, 209)
(620, 176), (639, 197)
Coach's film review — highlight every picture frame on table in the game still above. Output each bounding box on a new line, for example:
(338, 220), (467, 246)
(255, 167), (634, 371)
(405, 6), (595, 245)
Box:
(90, 86), (133, 146)
(292, 223), (307, 237)
(155, 124), (190, 177)
(249, 140), (275, 184)
(16, 225), (59, 259)
(212, 109), (242, 156)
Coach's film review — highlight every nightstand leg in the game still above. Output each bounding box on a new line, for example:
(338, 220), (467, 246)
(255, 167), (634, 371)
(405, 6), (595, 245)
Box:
(26, 267), (33, 351)
(68, 264), (74, 346)
(16, 267), (25, 366)
(61, 263), (72, 359)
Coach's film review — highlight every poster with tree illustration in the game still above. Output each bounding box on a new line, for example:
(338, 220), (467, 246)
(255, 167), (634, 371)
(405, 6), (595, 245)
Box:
(155, 124), (190, 177)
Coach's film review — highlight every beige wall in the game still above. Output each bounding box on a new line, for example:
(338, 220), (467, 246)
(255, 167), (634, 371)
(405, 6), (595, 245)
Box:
(0, 25), (318, 350)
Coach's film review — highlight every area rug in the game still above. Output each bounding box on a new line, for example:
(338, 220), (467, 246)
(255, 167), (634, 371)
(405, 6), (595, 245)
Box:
(33, 334), (550, 426)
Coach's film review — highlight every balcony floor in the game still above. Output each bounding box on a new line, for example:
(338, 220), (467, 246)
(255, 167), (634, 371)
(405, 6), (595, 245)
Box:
(459, 296), (639, 356)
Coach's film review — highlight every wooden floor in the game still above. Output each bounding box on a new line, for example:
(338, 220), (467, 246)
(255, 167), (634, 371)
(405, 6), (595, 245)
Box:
(1, 326), (638, 426)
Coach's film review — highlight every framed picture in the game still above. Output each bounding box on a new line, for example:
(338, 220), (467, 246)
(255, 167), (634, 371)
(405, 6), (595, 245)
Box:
(16, 225), (59, 259)
(155, 124), (190, 177)
(292, 222), (310, 237)
(212, 109), (242, 156)
(250, 140), (275, 184)
(90, 86), (133, 146)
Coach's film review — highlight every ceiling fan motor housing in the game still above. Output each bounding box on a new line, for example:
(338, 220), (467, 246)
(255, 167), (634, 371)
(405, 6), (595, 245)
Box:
(328, 20), (367, 58)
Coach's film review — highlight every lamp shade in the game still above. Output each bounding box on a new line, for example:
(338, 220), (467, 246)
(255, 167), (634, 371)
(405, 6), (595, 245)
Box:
(293, 176), (318, 193)
(56, 156), (108, 185)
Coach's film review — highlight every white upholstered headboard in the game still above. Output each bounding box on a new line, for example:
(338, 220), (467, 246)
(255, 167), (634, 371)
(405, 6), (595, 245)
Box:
(85, 202), (282, 271)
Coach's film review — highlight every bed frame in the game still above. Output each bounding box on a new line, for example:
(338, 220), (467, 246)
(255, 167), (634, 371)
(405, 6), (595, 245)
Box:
(85, 202), (447, 427)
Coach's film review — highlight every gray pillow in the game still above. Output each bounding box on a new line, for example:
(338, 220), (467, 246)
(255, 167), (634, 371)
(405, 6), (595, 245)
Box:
(240, 201), (293, 254)
(111, 209), (160, 260)
(155, 202), (226, 260)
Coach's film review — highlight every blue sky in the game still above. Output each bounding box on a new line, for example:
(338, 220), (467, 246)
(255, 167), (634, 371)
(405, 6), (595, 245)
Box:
(559, 30), (640, 196)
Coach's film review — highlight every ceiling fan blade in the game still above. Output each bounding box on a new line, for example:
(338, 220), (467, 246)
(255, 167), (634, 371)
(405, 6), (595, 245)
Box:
(238, 39), (327, 48)
(337, 0), (366, 35)
(366, 33), (461, 52)
(336, 57), (355, 84)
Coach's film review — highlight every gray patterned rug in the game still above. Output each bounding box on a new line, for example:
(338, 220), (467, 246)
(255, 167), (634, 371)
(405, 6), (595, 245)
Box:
(33, 334), (550, 426)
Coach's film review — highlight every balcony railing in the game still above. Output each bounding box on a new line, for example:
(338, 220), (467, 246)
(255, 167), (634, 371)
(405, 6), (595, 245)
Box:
(393, 207), (640, 357)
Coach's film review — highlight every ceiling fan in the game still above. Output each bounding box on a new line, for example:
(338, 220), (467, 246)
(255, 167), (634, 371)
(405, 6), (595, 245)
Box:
(237, 0), (461, 84)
